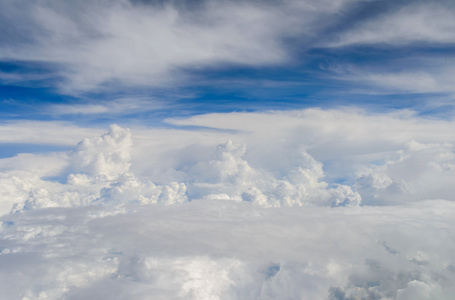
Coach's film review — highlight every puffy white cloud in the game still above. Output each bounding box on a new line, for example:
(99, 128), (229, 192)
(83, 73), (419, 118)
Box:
(2, 108), (455, 215)
(0, 124), (186, 215)
(180, 140), (360, 207)
(68, 124), (132, 181)
(0, 120), (363, 215)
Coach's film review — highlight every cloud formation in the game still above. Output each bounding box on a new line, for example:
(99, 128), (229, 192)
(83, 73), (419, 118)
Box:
(2, 108), (455, 214)
(4, 1), (450, 92)
(1, 200), (454, 299)
(327, 2), (455, 47)
(0, 0), (315, 92)
(1, 108), (455, 298)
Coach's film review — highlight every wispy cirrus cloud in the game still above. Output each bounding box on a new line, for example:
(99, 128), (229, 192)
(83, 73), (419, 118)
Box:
(326, 59), (455, 95)
(325, 1), (455, 47)
(47, 97), (168, 117)
(0, 0), (343, 94)
(1, 0), (454, 105)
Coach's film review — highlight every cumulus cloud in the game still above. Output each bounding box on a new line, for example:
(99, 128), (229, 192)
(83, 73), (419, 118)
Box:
(178, 140), (360, 207)
(68, 124), (132, 181)
(1, 109), (454, 218)
(0, 124), (186, 215)
(3, 108), (455, 215)
(0, 120), (363, 215)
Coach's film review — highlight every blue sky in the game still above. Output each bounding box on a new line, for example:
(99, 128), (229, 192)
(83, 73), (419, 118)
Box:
(1, 0), (454, 128)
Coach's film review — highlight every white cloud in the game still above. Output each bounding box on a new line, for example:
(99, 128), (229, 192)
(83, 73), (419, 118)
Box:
(2, 0), (454, 98)
(49, 104), (109, 115)
(327, 2), (455, 47)
(0, 109), (455, 298)
(1, 108), (455, 215)
(326, 58), (455, 95)
(355, 140), (455, 205)
(0, 0), (364, 93)
(47, 97), (167, 116)
(1, 200), (455, 299)
(0, 121), (361, 215)
(68, 124), (132, 181)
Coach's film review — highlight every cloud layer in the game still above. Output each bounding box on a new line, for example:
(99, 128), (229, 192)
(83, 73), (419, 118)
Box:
(1, 108), (455, 298)
(1, 200), (454, 299)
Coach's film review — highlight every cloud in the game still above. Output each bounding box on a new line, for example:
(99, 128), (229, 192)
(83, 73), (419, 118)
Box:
(0, 0), (370, 94)
(355, 140), (455, 205)
(68, 124), (132, 181)
(0, 109), (455, 298)
(1, 0), (453, 102)
(0, 124), (188, 215)
(179, 140), (360, 207)
(46, 97), (169, 118)
(325, 2), (455, 47)
(325, 57), (455, 95)
(0, 121), (361, 215)
(1, 200), (454, 299)
(163, 109), (455, 204)
(1, 108), (455, 216)
(0, 0), (295, 93)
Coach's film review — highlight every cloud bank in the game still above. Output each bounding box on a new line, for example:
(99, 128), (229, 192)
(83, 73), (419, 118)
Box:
(1, 0), (454, 298)
(1, 108), (454, 298)
(1, 200), (454, 299)
(2, 108), (455, 215)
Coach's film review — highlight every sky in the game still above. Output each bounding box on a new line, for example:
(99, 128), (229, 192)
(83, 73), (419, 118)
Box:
(1, 0), (455, 299)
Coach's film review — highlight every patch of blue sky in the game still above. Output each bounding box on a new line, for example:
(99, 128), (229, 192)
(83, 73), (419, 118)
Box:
(1, 58), (453, 126)
(0, 143), (72, 159)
